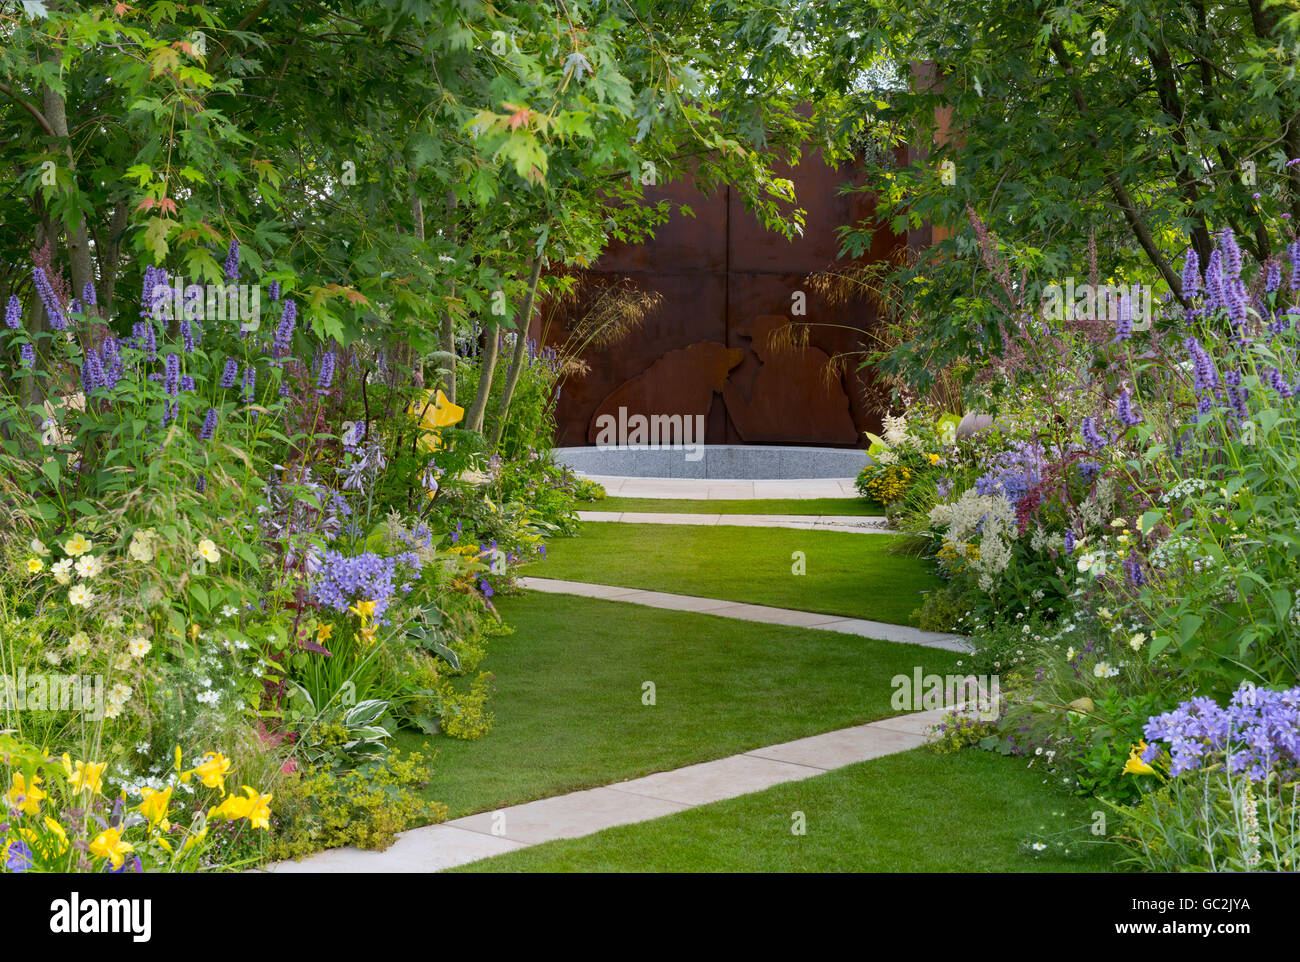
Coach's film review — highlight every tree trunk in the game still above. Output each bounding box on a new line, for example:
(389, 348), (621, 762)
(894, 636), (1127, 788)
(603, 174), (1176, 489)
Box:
(464, 319), (499, 434)
(490, 256), (544, 450)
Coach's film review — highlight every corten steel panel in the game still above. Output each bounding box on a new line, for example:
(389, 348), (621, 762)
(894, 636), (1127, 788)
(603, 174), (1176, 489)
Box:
(596, 180), (728, 274)
(727, 156), (880, 275)
(550, 270), (728, 447)
(549, 159), (902, 449)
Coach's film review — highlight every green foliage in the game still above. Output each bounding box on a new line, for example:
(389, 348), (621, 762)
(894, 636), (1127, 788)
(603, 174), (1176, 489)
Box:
(266, 752), (445, 861)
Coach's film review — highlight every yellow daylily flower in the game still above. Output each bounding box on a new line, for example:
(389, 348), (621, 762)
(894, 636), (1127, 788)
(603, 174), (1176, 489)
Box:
(138, 786), (172, 831)
(1123, 741), (1157, 776)
(39, 817), (69, 856)
(348, 599), (377, 624)
(184, 752), (233, 794)
(316, 623), (334, 643)
(408, 389), (464, 452)
(89, 826), (134, 869)
(207, 786), (272, 829)
(61, 755), (105, 796)
(5, 773), (45, 815)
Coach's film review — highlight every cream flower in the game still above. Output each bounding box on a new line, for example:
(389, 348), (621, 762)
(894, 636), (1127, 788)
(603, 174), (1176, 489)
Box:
(25, 557), (43, 573)
(196, 539), (220, 564)
(74, 554), (103, 579)
(63, 533), (91, 557)
(1128, 632), (1146, 652)
(128, 636), (152, 659)
(128, 538), (155, 563)
(30, 538), (49, 557)
(68, 632), (90, 656)
(51, 558), (73, 584)
(68, 584), (93, 607)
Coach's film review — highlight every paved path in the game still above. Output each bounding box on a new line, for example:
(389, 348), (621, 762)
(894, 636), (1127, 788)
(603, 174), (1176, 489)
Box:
(264, 706), (952, 873)
(518, 577), (969, 651)
(587, 475), (859, 499)
(577, 511), (891, 533)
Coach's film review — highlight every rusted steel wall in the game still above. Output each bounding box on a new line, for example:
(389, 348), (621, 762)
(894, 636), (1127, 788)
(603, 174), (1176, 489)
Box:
(543, 152), (903, 448)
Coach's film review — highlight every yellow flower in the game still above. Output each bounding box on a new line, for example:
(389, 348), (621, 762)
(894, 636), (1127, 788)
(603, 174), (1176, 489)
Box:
(348, 600), (377, 624)
(209, 786), (272, 831)
(25, 557), (43, 573)
(1123, 741), (1157, 776)
(184, 752), (233, 794)
(63, 532), (91, 556)
(196, 539), (220, 563)
(138, 786), (172, 831)
(408, 389), (465, 452)
(40, 817), (69, 856)
(242, 787), (272, 830)
(89, 826), (134, 869)
(316, 623), (333, 643)
(61, 755), (105, 795)
(5, 773), (45, 815)
(189, 623), (201, 642)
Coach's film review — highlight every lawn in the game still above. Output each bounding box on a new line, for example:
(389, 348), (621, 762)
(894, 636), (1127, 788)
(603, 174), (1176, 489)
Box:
(400, 592), (959, 818)
(451, 748), (1122, 873)
(532, 522), (941, 625)
(590, 497), (883, 516)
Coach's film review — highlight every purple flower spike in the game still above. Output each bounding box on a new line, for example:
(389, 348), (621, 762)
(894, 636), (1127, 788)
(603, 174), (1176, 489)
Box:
(20, 343), (35, 368)
(83, 281), (96, 306)
(316, 349), (335, 394)
(1080, 416), (1108, 449)
(1181, 247), (1201, 296)
(33, 266), (66, 330)
(199, 407), (218, 440)
(220, 358), (239, 388)
(1116, 389), (1141, 426)
(5, 294), (21, 330)
(1219, 228), (1242, 279)
(164, 353), (180, 397)
(224, 238), (241, 282)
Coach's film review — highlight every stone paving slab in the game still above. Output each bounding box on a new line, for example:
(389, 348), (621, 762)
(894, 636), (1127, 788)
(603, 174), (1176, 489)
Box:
(446, 786), (690, 845)
(607, 753), (825, 806)
(745, 723), (929, 770)
(584, 476), (858, 499)
(576, 511), (891, 534)
(518, 577), (971, 652)
(264, 824), (526, 873)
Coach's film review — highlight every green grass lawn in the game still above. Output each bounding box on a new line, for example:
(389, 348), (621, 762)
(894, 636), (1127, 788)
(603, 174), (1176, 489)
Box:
(400, 592), (959, 818)
(590, 497), (883, 516)
(532, 523), (940, 625)
(451, 748), (1121, 873)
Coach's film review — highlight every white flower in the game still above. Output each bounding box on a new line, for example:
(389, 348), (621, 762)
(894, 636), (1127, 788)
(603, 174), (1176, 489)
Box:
(30, 538), (49, 557)
(1030, 842), (1047, 851)
(44, 650), (62, 667)
(128, 538), (155, 562)
(105, 612), (124, 629)
(67, 631), (90, 656)
(1128, 632), (1146, 652)
(108, 682), (131, 705)
(51, 558), (73, 584)
(1065, 647), (1077, 660)
(104, 702), (123, 720)
(128, 635), (152, 659)
(196, 538), (220, 564)
(875, 448), (899, 465)
(197, 690), (220, 706)
(1092, 661), (1119, 678)
(113, 653), (132, 671)
(74, 554), (103, 579)
(219, 604), (238, 618)
(68, 583), (93, 607)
